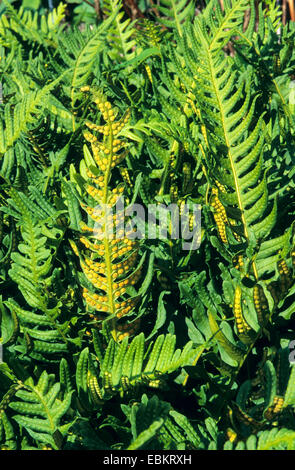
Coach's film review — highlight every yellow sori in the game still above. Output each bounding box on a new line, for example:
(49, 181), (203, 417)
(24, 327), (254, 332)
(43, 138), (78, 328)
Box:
(71, 88), (142, 341)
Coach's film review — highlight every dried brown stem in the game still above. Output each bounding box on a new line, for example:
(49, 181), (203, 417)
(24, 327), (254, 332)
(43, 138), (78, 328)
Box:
(287, 0), (295, 21)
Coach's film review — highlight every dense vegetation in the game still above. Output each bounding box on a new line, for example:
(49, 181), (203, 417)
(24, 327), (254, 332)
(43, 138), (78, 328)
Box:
(0, 0), (295, 451)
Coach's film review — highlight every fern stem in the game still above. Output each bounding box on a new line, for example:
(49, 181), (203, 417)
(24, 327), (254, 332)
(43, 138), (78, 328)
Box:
(102, 115), (117, 340)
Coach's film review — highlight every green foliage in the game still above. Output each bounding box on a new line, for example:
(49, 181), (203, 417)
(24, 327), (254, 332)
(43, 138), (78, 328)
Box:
(0, 0), (294, 451)
(153, 0), (195, 36)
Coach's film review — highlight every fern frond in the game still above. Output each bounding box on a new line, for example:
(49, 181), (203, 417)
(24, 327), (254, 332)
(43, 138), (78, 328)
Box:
(103, 0), (136, 62)
(225, 428), (295, 450)
(56, 7), (120, 111)
(0, 72), (69, 156)
(8, 371), (72, 449)
(2, 189), (70, 359)
(200, 0), (250, 53)
(76, 332), (202, 403)
(174, 13), (293, 288)
(69, 88), (152, 341)
(0, 0), (66, 48)
(155, 0), (195, 36)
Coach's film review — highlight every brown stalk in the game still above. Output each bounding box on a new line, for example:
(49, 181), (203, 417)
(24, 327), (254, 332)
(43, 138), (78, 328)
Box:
(287, 0), (295, 21)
